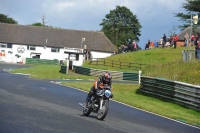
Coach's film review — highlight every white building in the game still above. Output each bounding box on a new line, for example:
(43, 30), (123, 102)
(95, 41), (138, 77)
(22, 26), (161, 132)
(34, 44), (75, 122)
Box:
(0, 23), (116, 66)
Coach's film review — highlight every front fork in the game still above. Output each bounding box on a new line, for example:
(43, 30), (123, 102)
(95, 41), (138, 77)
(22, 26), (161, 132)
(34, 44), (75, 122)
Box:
(99, 98), (103, 110)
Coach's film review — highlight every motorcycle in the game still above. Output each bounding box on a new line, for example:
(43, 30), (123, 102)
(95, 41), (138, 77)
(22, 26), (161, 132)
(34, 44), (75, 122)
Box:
(79, 85), (113, 120)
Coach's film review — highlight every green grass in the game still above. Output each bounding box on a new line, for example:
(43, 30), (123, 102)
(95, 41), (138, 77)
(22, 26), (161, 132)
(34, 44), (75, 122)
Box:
(9, 46), (200, 127)
(83, 46), (200, 85)
(10, 64), (97, 80)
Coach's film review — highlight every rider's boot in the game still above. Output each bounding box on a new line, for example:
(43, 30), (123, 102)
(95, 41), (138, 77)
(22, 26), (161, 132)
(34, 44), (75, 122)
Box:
(83, 96), (91, 107)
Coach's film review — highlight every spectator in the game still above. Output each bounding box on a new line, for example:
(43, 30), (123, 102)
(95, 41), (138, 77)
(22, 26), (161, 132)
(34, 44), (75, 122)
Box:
(145, 39), (150, 50)
(150, 41), (154, 49)
(191, 34), (195, 46)
(128, 43), (134, 51)
(154, 40), (158, 48)
(184, 32), (189, 46)
(118, 47), (121, 54)
(196, 39), (200, 59)
(174, 34), (178, 49)
(124, 44), (128, 52)
(195, 34), (199, 46)
(121, 44), (125, 53)
(162, 34), (167, 48)
(133, 41), (137, 51)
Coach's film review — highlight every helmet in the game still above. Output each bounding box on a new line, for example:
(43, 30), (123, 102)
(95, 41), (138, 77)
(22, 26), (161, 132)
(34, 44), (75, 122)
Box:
(102, 72), (112, 84)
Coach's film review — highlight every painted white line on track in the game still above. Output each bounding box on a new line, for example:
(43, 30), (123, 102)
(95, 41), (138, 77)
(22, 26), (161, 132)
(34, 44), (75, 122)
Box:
(50, 81), (200, 129)
(14, 73), (31, 76)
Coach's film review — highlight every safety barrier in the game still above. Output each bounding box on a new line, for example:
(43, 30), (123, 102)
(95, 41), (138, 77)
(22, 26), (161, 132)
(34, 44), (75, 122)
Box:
(182, 50), (200, 61)
(59, 65), (67, 74)
(140, 76), (200, 111)
(73, 65), (140, 81)
(26, 58), (59, 65)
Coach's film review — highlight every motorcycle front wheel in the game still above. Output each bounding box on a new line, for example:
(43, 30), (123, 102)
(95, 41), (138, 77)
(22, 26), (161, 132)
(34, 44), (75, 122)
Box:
(97, 99), (109, 120)
(83, 103), (92, 116)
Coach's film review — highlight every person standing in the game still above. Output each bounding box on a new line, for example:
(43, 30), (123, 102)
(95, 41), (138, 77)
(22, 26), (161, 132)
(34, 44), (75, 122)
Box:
(197, 37), (200, 59)
(174, 34), (178, 49)
(185, 32), (189, 46)
(133, 41), (137, 51)
(145, 39), (150, 50)
(163, 34), (167, 48)
(154, 40), (158, 48)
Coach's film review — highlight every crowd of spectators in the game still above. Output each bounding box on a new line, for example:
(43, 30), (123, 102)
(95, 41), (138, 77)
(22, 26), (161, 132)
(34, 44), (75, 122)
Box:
(114, 41), (138, 54)
(145, 34), (179, 50)
(114, 33), (200, 58)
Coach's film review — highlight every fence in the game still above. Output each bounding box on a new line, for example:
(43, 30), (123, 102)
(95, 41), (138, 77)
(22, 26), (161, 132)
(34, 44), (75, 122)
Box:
(89, 58), (148, 71)
(140, 76), (200, 111)
(73, 65), (141, 82)
(26, 58), (59, 65)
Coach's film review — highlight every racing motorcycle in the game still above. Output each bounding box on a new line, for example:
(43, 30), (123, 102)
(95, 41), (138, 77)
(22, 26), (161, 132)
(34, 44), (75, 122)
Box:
(79, 85), (113, 120)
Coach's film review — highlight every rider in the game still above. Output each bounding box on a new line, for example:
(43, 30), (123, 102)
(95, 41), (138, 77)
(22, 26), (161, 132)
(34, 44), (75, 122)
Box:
(84, 72), (113, 105)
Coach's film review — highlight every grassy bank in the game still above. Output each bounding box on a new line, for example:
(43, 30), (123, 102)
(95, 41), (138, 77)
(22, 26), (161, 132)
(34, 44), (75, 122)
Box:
(83, 46), (200, 85)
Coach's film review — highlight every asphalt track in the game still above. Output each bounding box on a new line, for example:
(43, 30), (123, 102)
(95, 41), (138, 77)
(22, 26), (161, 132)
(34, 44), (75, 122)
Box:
(0, 62), (199, 133)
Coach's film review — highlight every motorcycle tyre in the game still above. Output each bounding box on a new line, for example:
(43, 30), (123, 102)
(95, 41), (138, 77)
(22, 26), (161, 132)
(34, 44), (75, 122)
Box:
(97, 99), (109, 120)
(83, 104), (92, 116)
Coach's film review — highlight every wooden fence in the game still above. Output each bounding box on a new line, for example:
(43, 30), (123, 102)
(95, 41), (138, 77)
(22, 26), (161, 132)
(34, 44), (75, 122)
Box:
(89, 58), (148, 71)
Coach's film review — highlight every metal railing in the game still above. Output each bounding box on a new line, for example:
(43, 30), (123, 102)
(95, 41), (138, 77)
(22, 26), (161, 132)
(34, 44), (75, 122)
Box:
(140, 76), (200, 111)
(182, 50), (200, 61)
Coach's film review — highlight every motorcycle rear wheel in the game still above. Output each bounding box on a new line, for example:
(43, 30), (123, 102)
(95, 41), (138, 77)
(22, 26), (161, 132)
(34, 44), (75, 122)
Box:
(97, 99), (109, 120)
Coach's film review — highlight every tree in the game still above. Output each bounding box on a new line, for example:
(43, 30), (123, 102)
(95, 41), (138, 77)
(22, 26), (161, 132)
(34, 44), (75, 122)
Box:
(168, 26), (178, 37)
(100, 6), (142, 47)
(0, 14), (18, 24)
(31, 22), (46, 27)
(30, 14), (50, 27)
(175, 0), (200, 30)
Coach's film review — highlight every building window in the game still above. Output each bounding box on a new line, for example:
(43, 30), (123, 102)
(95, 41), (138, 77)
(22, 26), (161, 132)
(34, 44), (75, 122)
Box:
(28, 46), (36, 51)
(69, 54), (79, 61)
(51, 48), (59, 53)
(7, 43), (13, 48)
(0, 43), (7, 48)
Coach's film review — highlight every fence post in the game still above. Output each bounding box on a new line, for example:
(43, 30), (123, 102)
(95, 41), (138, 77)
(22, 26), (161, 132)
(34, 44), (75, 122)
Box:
(104, 58), (105, 66)
(138, 70), (142, 84)
(66, 59), (69, 74)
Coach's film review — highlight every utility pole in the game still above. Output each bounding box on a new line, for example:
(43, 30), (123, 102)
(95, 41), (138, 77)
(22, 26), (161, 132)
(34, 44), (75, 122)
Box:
(41, 14), (48, 25)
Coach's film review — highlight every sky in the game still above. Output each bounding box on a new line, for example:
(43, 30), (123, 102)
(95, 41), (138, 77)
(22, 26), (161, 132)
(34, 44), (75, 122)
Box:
(0, 0), (186, 49)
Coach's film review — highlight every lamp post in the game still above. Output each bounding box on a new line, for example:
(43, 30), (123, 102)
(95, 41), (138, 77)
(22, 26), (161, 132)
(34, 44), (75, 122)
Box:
(189, 14), (198, 50)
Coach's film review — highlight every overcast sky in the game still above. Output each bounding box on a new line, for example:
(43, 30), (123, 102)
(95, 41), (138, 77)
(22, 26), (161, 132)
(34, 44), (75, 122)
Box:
(0, 0), (185, 49)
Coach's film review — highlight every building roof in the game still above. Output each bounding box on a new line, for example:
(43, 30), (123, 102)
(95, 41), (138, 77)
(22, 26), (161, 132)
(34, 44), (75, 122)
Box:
(0, 23), (116, 52)
(178, 27), (200, 40)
